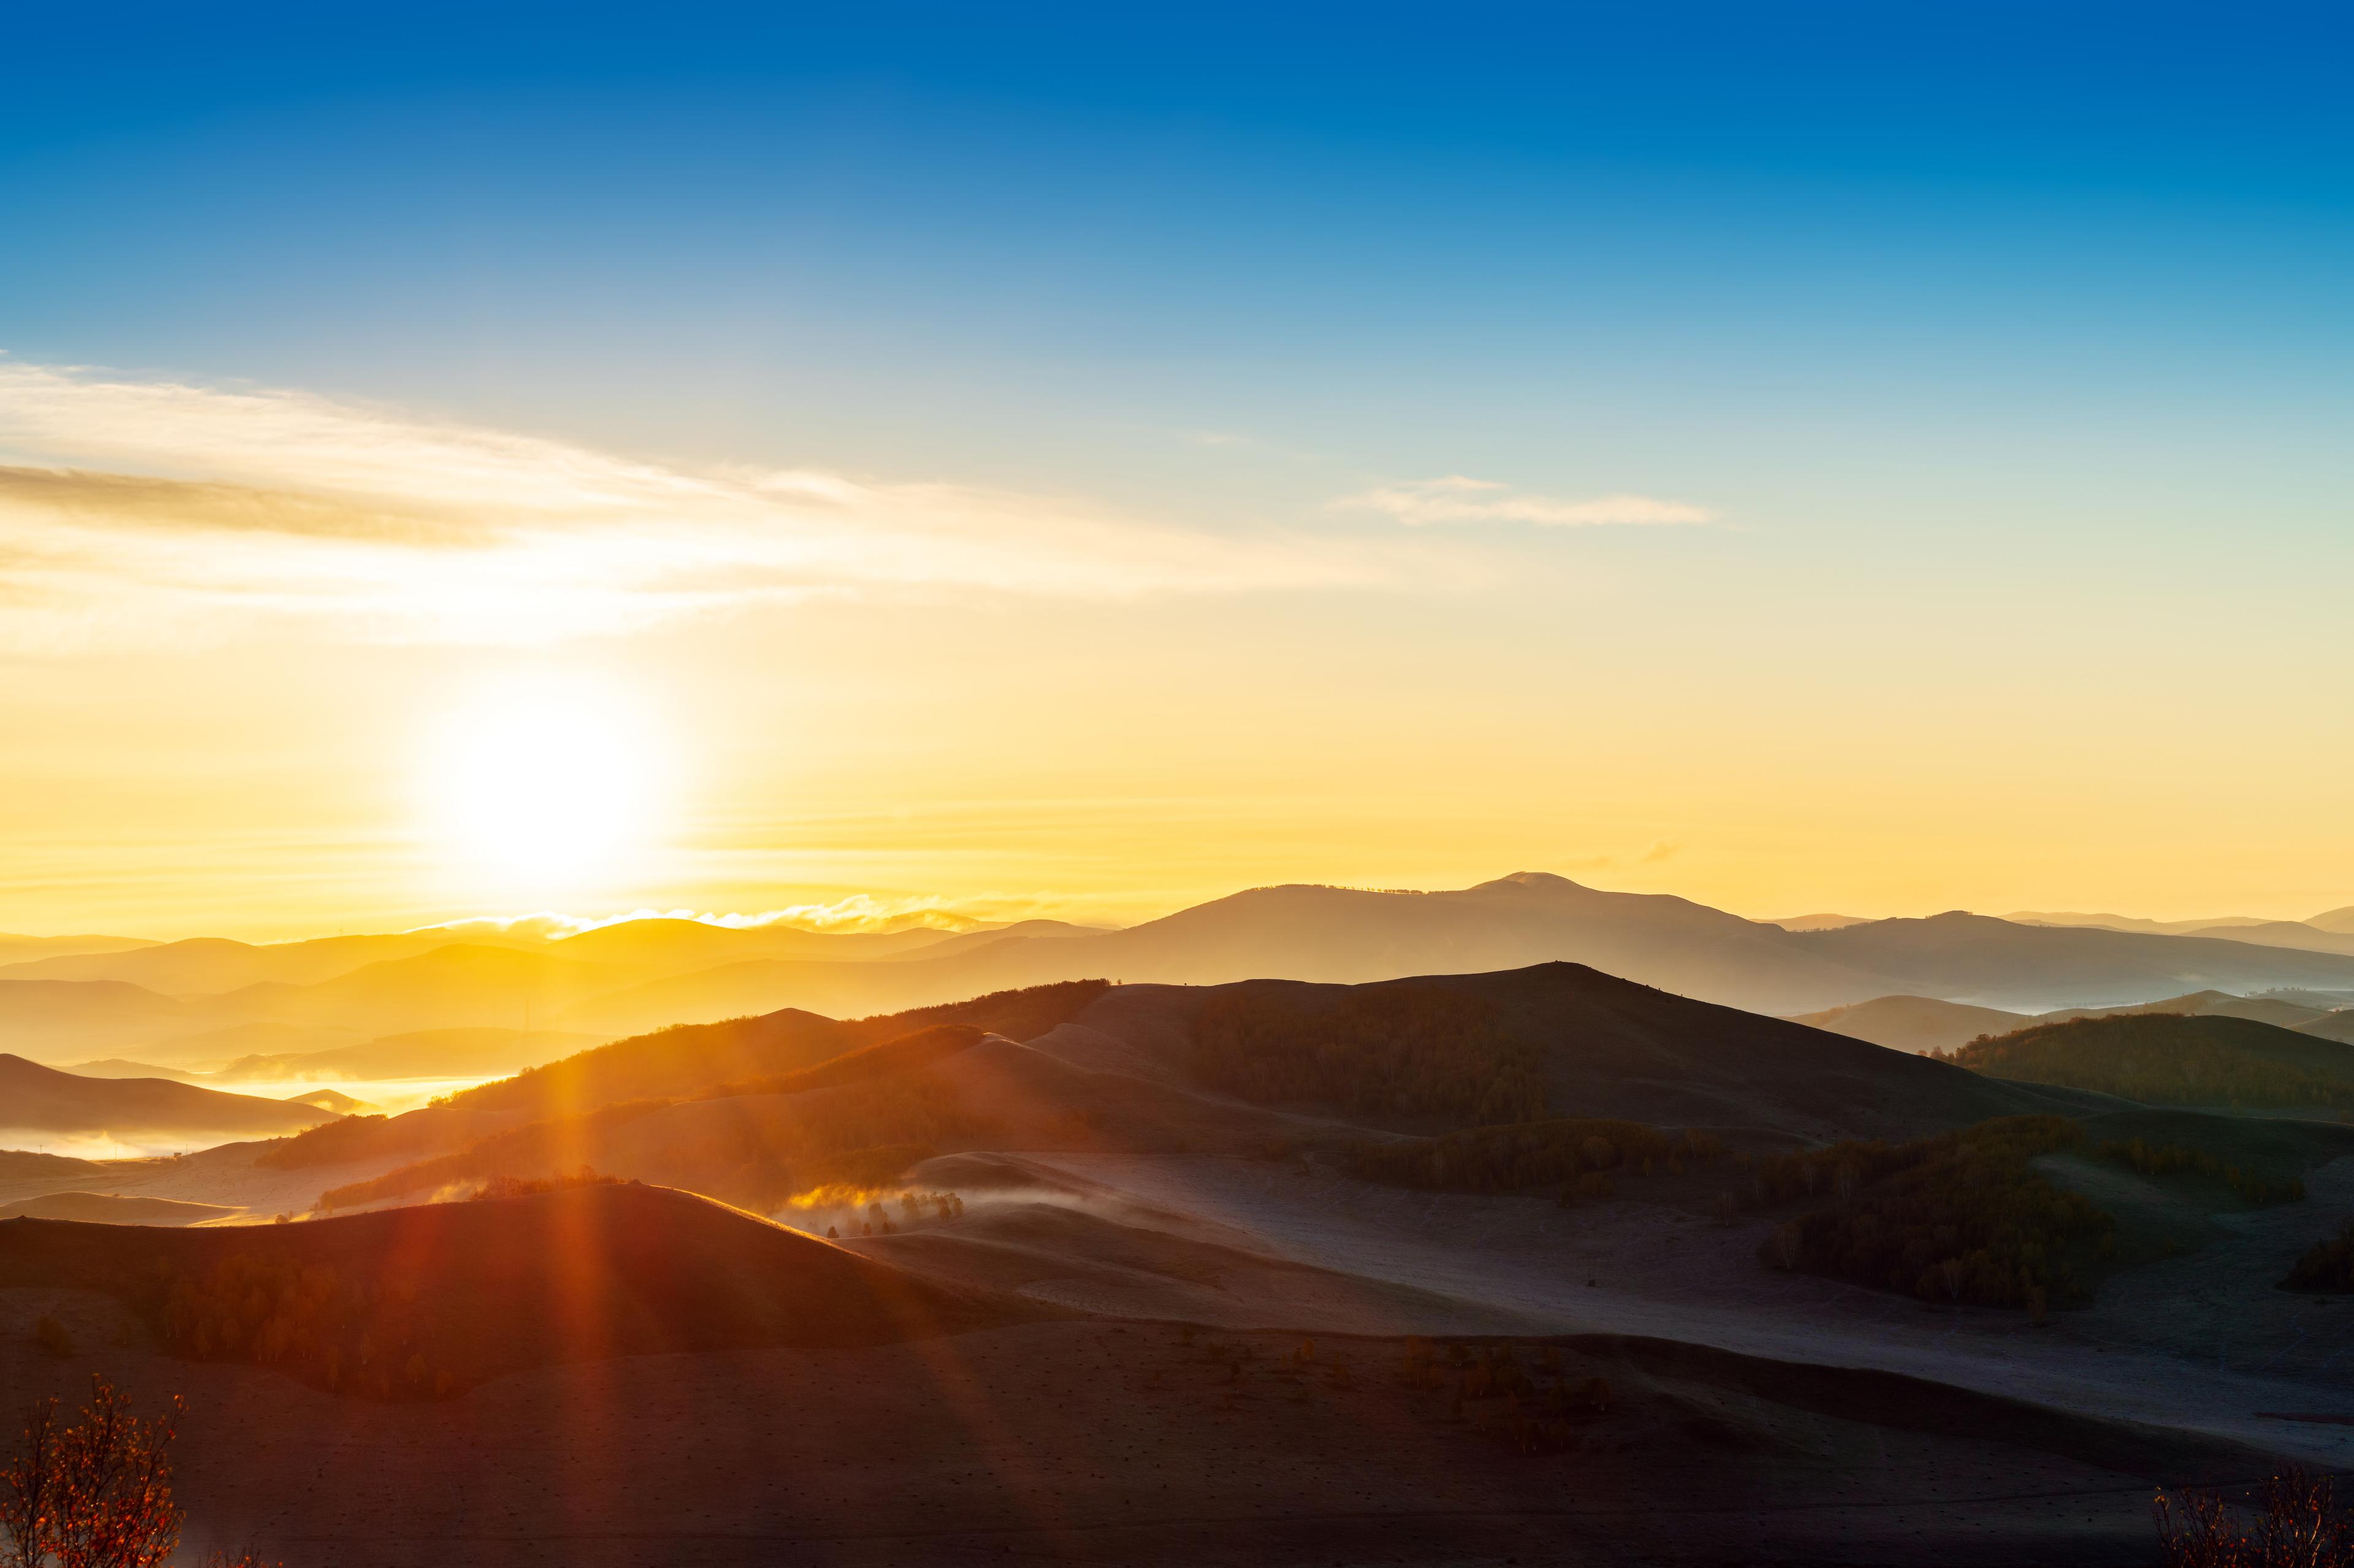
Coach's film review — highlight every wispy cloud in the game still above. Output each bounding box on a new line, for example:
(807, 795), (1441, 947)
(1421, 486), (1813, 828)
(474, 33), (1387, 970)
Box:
(0, 360), (1453, 650)
(1336, 474), (1716, 528)
(419, 892), (1026, 938)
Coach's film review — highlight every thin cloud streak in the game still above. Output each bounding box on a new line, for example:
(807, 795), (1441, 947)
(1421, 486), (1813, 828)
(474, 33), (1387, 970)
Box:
(0, 360), (1466, 650)
(1338, 474), (1716, 527)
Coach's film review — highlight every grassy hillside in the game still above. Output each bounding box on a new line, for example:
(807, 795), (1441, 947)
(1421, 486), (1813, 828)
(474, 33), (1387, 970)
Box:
(257, 980), (1109, 1172)
(314, 1022), (1302, 1215)
(0, 1181), (1027, 1398)
(1936, 1013), (2354, 1110)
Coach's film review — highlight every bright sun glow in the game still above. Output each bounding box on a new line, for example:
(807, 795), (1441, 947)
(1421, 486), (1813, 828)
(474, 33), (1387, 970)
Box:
(422, 673), (664, 891)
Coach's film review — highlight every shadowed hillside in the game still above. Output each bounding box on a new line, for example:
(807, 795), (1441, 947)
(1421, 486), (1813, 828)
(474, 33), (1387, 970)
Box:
(0, 1180), (1027, 1397)
(298, 965), (2155, 1222)
(1080, 964), (2119, 1143)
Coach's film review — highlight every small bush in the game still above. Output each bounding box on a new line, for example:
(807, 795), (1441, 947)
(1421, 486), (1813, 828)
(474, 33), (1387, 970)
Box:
(2155, 1466), (2353, 1566)
(2283, 1219), (2354, 1292)
(32, 1316), (73, 1358)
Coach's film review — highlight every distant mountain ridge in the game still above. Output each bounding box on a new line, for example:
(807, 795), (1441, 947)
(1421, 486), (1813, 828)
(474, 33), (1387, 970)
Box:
(0, 1053), (336, 1140)
(13, 875), (2354, 1066)
(1794, 986), (2354, 1055)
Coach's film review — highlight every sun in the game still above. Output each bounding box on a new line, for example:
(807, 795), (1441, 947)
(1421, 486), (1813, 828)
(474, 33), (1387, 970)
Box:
(422, 673), (663, 891)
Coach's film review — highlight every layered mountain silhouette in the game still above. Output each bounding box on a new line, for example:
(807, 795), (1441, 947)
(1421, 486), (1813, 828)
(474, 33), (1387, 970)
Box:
(1796, 986), (2354, 1054)
(12, 874), (2354, 1067)
(0, 1053), (337, 1140)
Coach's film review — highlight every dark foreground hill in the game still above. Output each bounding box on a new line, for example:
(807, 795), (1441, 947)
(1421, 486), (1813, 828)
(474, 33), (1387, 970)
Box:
(1938, 1013), (2354, 1111)
(0, 1180), (1026, 1396)
(0, 1053), (335, 1138)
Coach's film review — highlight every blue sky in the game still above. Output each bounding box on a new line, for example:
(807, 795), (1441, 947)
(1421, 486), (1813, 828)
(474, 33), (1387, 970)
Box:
(2, 2), (2352, 933)
(8, 1), (2350, 501)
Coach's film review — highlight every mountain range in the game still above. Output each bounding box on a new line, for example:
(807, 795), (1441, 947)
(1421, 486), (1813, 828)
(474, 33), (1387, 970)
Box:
(12, 873), (2354, 1068)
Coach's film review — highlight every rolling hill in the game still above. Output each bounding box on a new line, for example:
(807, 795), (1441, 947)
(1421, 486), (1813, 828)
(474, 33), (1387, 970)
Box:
(0, 1180), (1026, 1395)
(0, 978), (191, 1056)
(0, 1053), (338, 1138)
(2298, 1010), (2354, 1045)
(301, 965), (2117, 1221)
(0, 932), (156, 966)
(0, 932), (460, 993)
(1067, 964), (2116, 1143)
(195, 944), (639, 1034)
(1796, 987), (2352, 1055)
(1785, 995), (2029, 1053)
(205, 1026), (598, 1083)
(1939, 1013), (2354, 1110)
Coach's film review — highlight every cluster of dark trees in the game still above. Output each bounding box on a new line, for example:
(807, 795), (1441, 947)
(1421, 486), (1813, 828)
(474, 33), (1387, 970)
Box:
(1192, 985), (1547, 1125)
(1343, 1118), (1724, 1196)
(2283, 1219), (2354, 1292)
(2096, 1138), (2306, 1205)
(1400, 1338), (1615, 1455)
(821, 1189), (967, 1239)
(467, 1168), (625, 1202)
(1753, 1116), (2111, 1309)
(154, 1252), (446, 1400)
(1935, 1014), (2354, 1110)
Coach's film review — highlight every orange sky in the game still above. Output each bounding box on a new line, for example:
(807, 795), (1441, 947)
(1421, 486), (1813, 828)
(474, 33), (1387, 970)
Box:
(2, 362), (2350, 940)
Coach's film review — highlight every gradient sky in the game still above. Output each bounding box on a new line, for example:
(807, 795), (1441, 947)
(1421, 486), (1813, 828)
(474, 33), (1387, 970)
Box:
(3, 2), (2351, 938)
